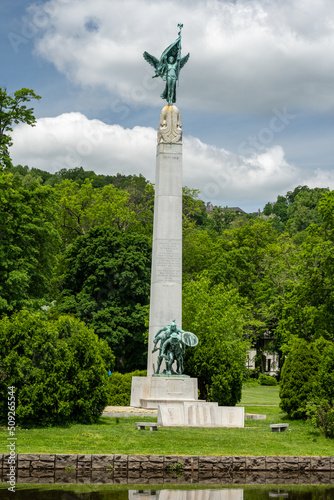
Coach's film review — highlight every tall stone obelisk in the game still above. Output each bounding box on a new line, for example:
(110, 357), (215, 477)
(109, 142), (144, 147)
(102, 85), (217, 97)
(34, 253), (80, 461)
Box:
(147, 104), (183, 376)
(130, 24), (199, 408)
(131, 104), (198, 407)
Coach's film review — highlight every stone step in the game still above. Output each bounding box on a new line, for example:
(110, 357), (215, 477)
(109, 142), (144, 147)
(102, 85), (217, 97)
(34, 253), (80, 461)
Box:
(140, 398), (204, 409)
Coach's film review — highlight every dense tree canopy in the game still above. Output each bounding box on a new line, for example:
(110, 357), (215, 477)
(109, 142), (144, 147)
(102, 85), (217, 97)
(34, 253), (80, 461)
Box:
(0, 172), (60, 315)
(183, 275), (249, 405)
(57, 226), (151, 372)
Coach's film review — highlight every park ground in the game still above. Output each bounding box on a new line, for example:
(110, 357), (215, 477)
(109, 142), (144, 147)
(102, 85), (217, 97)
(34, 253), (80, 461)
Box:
(1, 385), (332, 457)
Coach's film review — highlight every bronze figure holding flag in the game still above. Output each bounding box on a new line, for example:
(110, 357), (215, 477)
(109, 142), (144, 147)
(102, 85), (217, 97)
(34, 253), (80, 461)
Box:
(143, 23), (190, 105)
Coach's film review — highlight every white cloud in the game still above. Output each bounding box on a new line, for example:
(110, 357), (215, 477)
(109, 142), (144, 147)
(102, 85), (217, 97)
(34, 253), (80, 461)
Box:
(27, 0), (334, 113)
(10, 112), (334, 210)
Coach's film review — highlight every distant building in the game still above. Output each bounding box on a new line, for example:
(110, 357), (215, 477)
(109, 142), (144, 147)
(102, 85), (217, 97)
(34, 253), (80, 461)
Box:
(205, 205), (261, 216)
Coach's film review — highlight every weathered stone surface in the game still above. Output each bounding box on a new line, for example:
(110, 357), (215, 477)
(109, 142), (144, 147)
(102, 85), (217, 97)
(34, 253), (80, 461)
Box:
(91, 454), (114, 469)
(232, 456), (246, 471)
(219, 456), (233, 470)
(177, 455), (198, 469)
(311, 456), (331, 471)
(246, 456), (266, 470)
(128, 454), (149, 462)
(266, 456), (284, 471)
(77, 474), (92, 484)
(31, 460), (55, 469)
(17, 475), (41, 484)
(55, 454), (77, 469)
(17, 459), (31, 469)
(299, 456), (311, 470)
(38, 454), (55, 462)
(311, 471), (332, 483)
(245, 471), (266, 484)
(276, 456), (300, 471)
(54, 469), (77, 483)
(78, 454), (92, 464)
(164, 455), (179, 467)
(143, 461), (164, 470)
(113, 455), (128, 469)
(127, 461), (141, 470)
(199, 455), (220, 464)
(148, 454), (164, 463)
(114, 455), (128, 463)
(17, 469), (33, 478)
(91, 470), (113, 483)
(17, 453), (40, 462)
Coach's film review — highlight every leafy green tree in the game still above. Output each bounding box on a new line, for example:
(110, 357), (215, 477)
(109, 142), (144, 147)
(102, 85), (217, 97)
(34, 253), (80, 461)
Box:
(183, 275), (249, 405)
(277, 219), (334, 345)
(182, 187), (208, 232)
(279, 338), (321, 419)
(319, 189), (334, 232)
(54, 179), (137, 244)
(307, 340), (334, 438)
(207, 206), (236, 234)
(272, 195), (289, 223)
(0, 310), (114, 427)
(183, 229), (217, 280)
(0, 172), (60, 315)
(317, 340), (334, 404)
(0, 88), (41, 169)
(57, 227), (151, 371)
(286, 187), (328, 236)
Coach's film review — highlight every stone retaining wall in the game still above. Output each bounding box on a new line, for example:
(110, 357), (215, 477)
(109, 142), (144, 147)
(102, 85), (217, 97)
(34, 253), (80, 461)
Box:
(1, 454), (333, 472)
(1, 455), (334, 485)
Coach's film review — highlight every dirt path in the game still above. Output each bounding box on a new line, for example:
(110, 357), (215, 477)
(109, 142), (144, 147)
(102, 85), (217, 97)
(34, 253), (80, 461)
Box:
(102, 406), (157, 418)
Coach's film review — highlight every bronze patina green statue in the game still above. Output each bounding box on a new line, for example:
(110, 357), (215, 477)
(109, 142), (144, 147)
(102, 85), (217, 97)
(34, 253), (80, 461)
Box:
(153, 320), (198, 375)
(143, 23), (190, 105)
(161, 332), (185, 376)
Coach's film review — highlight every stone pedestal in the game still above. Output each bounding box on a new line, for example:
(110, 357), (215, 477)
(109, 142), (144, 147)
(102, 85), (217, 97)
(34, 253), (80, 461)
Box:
(130, 376), (198, 409)
(157, 401), (245, 428)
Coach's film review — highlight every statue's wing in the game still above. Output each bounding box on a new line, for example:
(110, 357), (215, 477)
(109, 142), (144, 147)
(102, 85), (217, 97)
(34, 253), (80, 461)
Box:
(180, 53), (190, 69)
(143, 51), (159, 69)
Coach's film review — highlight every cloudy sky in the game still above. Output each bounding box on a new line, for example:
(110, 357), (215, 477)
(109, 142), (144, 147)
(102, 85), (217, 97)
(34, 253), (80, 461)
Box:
(1, 0), (334, 211)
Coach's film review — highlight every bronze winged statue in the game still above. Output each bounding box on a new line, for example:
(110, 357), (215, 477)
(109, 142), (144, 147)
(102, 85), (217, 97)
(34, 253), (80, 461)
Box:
(143, 23), (190, 105)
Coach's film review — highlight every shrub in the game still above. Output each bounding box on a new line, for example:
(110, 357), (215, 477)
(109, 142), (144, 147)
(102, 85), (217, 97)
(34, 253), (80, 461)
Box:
(279, 338), (320, 419)
(107, 370), (147, 406)
(0, 310), (115, 427)
(307, 399), (334, 439)
(316, 340), (334, 403)
(258, 373), (278, 386)
(306, 340), (334, 438)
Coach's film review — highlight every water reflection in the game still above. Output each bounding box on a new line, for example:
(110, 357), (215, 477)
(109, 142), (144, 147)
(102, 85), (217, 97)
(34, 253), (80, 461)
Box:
(1, 486), (334, 500)
(129, 490), (244, 500)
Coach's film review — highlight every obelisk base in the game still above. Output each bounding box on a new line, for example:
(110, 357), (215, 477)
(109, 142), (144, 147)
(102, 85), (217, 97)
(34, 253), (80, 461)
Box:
(130, 376), (198, 409)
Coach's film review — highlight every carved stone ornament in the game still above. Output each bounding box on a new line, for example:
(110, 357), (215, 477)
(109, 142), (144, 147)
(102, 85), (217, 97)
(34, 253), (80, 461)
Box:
(157, 105), (182, 145)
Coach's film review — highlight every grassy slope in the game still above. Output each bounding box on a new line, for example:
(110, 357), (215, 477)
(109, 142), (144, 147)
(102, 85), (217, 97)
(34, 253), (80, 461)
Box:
(239, 384), (280, 406)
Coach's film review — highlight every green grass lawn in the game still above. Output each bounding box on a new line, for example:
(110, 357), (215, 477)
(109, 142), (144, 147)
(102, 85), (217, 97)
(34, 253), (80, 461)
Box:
(1, 385), (331, 457)
(1, 404), (332, 456)
(238, 383), (280, 406)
